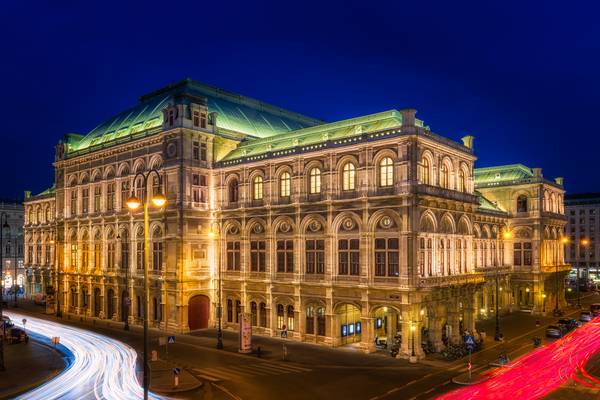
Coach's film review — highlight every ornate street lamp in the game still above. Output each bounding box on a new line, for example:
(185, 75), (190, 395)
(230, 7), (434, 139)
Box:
(126, 169), (166, 400)
(494, 229), (512, 341)
(209, 222), (223, 349)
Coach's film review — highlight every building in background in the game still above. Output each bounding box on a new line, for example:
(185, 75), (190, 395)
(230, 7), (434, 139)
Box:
(0, 201), (24, 299)
(565, 193), (600, 284)
(23, 188), (55, 303)
(23, 78), (569, 358)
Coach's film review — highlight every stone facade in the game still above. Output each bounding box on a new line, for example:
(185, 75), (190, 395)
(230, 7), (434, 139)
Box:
(23, 79), (569, 358)
(565, 193), (600, 282)
(0, 201), (25, 299)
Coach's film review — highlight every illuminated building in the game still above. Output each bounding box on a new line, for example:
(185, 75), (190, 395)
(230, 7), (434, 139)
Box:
(564, 193), (600, 281)
(23, 79), (569, 358)
(0, 201), (24, 296)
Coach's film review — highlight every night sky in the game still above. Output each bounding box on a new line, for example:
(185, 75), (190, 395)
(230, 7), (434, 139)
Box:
(1, 1), (598, 200)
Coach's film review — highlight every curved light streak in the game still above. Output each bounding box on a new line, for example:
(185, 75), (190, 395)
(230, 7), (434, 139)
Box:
(437, 318), (600, 400)
(6, 311), (163, 400)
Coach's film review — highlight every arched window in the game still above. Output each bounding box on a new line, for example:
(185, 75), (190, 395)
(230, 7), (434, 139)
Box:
(379, 157), (394, 187)
(228, 179), (238, 203)
(280, 172), (291, 197)
(250, 301), (258, 326)
(277, 304), (285, 329)
(227, 299), (233, 322)
(253, 176), (263, 200)
(440, 163), (449, 188)
(45, 207), (51, 222)
(342, 163), (356, 191)
(107, 231), (115, 271)
(458, 169), (466, 192)
(309, 168), (321, 194)
(306, 306), (315, 334)
(120, 229), (129, 271)
(420, 157), (430, 184)
(36, 208), (42, 224)
(517, 195), (528, 213)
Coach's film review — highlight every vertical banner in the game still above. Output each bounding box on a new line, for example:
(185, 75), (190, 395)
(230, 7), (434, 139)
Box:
(239, 312), (252, 353)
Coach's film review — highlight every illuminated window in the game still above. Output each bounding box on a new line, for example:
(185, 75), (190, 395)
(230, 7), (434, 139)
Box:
(306, 306), (315, 334)
(287, 305), (295, 331)
(70, 243), (78, 269)
(81, 188), (89, 213)
(253, 176), (263, 200)
(517, 195), (528, 213)
(280, 172), (291, 197)
(94, 186), (101, 212)
(440, 163), (449, 189)
(342, 163), (356, 191)
(277, 304), (285, 329)
(309, 168), (321, 194)
(420, 157), (430, 184)
(121, 180), (130, 209)
(379, 157), (394, 187)
(458, 169), (466, 192)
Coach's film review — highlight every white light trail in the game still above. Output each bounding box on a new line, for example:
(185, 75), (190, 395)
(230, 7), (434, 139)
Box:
(6, 311), (164, 400)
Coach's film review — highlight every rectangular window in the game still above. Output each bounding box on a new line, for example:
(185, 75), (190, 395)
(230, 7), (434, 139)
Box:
(200, 143), (207, 161)
(71, 190), (78, 215)
(136, 242), (143, 270)
(338, 239), (360, 275)
(523, 242), (532, 266)
(121, 240), (129, 271)
(107, 183), (115, 211)
(193, 141), (200, 160)
(121, 180), (130, 209)
(193, 110), (200, 127)
(201, 112), (207, 128)
(305, 239), (325, 274)
(153, 241), (163, 270)
(82, 188), (89, 213)
(70, 244), (78, 268)
(513, 243), (522, 266)
(107, 242), (115, 271)
(227, 241), (241, 271)
(276, 240), (294, 273)
(250, 240), (266, 272)
(94, 186), (101, 212)
(374, 238), (399, 277)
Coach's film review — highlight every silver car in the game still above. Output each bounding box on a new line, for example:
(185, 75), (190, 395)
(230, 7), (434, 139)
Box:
(580, 311), (593, 322)
(546, 325), (563, 338)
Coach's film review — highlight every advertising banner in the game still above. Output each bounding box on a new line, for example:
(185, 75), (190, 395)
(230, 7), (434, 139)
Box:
(239, 312), (252, 353)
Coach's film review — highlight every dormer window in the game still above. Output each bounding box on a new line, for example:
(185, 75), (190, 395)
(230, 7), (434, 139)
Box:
(201, 112), (207, 128)
(193, 111), (200, 127)
(192, 110), (207, 128)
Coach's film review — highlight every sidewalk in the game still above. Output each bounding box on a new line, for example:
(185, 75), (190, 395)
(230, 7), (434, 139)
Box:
(149, 359), (203, 394)
(0, 332), (66, 398)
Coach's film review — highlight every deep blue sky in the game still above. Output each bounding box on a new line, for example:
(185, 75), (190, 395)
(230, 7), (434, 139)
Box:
(1, 0), (598, 199)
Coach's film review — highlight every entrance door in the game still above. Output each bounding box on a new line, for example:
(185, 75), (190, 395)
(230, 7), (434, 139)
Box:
(121, 290), (129, 322)
(189, 295), (210, 330)
(94, 288), (101, 317)
(107, 289), (115, 319)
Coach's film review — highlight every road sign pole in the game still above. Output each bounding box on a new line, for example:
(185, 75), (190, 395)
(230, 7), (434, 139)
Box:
(468, 348), (472, 381)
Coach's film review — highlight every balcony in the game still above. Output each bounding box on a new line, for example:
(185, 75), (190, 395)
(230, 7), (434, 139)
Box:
(416, 273), (485, 288)
(416, 184), (479, 204)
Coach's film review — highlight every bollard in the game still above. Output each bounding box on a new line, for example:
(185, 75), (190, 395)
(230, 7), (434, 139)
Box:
(282, 343), (287, 361)
(257, 346), (261, 358)
(174, 375), (179, 388)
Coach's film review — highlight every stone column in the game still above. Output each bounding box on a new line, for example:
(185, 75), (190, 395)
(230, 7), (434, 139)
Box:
(360, 317), (376, 353)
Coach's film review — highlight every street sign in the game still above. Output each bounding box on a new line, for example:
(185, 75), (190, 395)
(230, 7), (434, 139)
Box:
(22, 318), (27, 326)
(465, 335), (475, 351)
(168, 336), (175, 344)
(281, 325), (288, 339)
(173, 367), (181, 375)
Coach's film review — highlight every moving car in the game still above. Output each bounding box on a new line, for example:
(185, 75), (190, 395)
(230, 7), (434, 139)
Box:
(546, 325), (563, 338)
(557, 318), (580, 331)
(591, 303), (600, 317)
(1, 316), (14, 330)
(580, 311), (593, 322)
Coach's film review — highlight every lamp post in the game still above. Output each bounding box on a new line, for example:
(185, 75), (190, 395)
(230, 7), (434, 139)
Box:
(210, 222), (223, 349)
(578, 239), (589, 309)
(126, 169), (166, 400)
(495, 230), (511, 341)
(554, 237), (569, 316)
(0, 212), (9, 371)
(50, 238), (61, 317)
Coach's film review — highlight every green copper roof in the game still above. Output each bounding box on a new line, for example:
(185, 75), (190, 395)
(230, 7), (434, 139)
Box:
(474, 164), (534, 186)
(476, 190), (506, 214)
(221, 110), (415, 161)
(71, 79), (323, 153)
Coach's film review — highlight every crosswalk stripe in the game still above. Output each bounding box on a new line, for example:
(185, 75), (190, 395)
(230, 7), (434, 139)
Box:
(248, 363), (293, 374)
(193, 367), (246, 380)
(228, 364), (270, 375)
(270, 363), (312, 372)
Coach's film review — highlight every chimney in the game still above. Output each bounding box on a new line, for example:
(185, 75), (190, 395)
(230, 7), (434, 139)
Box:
(461, 135), (475, 150)
(555, 177), (564, 185)
(400, 108), (417, 131)
(532, 168), (542, 177)
(24, 191), (31, 200)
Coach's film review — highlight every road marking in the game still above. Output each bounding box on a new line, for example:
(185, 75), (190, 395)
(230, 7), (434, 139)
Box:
(229, 365), (271, 375)
(213, 383), (243, 400)
(192, 362), (312, 382)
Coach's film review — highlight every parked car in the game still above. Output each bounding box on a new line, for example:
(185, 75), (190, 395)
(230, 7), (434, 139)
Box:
(591, 303), (600, 317)
(546, 325), (563, 338)
(7, 328), (28, 344)
(1, 316), (14, 330)
(557, 318), (580, 331)
(580, 311), (593, 322)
